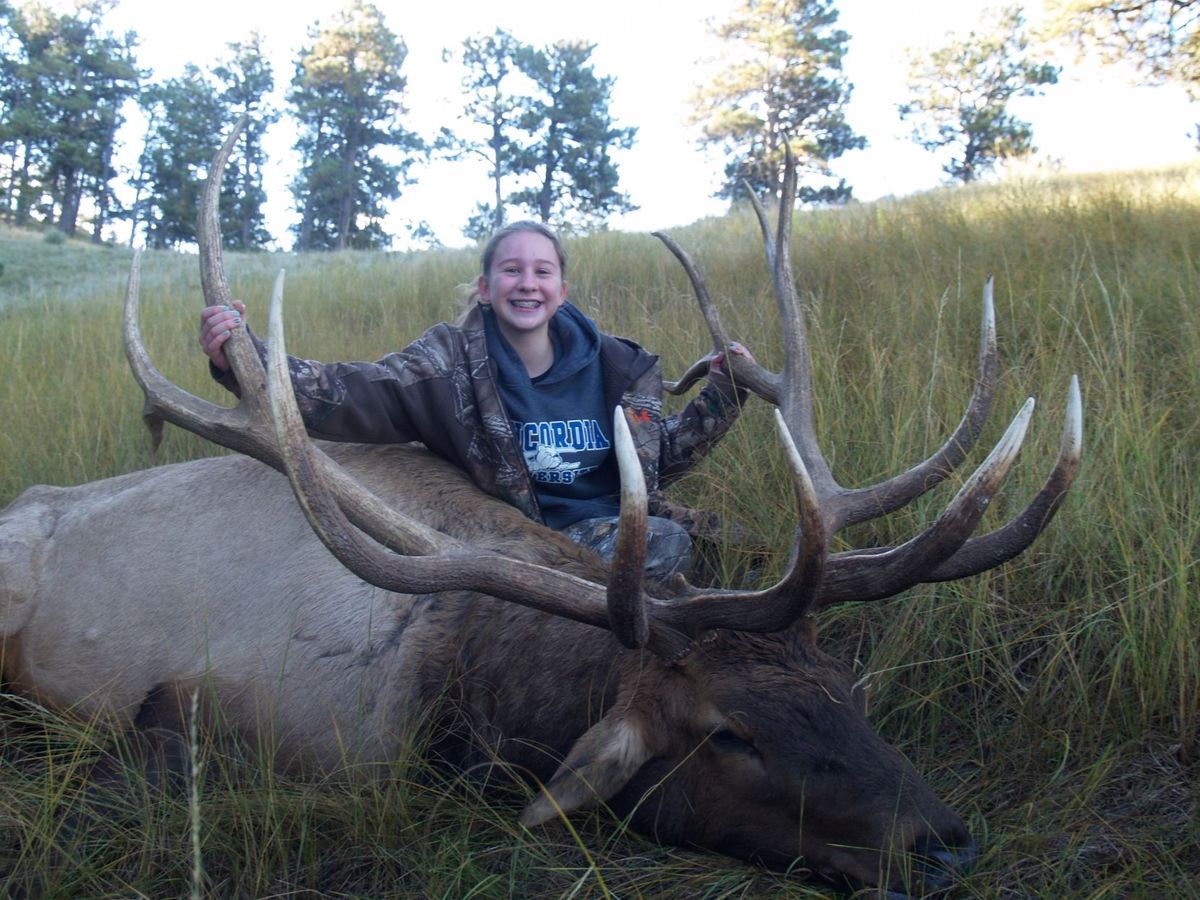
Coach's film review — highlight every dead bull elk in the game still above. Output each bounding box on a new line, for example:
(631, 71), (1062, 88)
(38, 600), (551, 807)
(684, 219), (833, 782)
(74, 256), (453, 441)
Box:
(0, 122), (1082, 895)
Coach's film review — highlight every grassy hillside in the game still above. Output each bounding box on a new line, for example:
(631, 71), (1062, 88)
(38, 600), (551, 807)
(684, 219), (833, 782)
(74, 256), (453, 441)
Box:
(2, 163), (1197, 897)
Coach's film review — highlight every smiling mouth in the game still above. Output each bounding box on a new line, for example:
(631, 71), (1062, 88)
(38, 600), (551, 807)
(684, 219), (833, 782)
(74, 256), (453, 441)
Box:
(510, 299), (541, 309)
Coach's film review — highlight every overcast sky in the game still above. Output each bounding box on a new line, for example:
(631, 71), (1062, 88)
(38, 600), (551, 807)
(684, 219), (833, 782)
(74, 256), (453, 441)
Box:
(103, 0), (1198, 248)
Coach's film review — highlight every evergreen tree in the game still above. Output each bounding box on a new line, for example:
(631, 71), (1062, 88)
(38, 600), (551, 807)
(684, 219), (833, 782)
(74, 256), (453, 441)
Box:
(287, 0), (422, 251)
(0, 3), (60, 226)
(439, 28), (523, 240)
(508, 39), (637, 229)
(691, 0), (864, 205)
(0, 0), (139, 237)
(214, 32), (277, 249)
(134, 65), (225, 248)
(899, 6), (1059, 183)
(0, 2), (26, 221)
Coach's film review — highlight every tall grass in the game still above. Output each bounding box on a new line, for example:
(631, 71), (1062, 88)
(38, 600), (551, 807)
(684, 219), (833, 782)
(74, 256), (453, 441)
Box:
(2, 163), (1197, 896)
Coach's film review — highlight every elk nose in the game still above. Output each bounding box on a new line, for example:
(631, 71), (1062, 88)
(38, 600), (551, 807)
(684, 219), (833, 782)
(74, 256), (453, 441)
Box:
(906, 832), (979, 894)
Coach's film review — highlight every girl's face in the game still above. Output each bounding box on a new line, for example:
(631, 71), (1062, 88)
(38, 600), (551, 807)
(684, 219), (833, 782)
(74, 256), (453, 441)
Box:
(477, 231), (567, 340)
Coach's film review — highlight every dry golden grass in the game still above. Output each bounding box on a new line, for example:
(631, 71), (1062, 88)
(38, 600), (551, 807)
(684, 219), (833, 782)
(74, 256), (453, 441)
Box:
(2, 162), (1197, 897)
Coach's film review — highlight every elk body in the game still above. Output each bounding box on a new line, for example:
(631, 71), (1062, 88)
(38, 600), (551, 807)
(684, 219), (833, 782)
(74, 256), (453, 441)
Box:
(0, 125), (1082, 896)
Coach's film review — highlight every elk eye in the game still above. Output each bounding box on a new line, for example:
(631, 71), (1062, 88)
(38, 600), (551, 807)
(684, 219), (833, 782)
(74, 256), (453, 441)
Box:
(813, 757), (846, 776)
(709, 728), (758, 756)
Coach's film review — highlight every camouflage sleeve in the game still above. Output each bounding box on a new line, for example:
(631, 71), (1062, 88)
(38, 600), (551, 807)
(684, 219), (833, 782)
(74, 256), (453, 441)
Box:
(658, 369), (749, 486)
(210, 326), (454, 444)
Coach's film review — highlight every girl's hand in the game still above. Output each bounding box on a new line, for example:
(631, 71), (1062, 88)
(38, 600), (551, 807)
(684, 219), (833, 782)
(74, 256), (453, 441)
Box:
(199, 300), (247, 372)
(709, 341), (755, 377)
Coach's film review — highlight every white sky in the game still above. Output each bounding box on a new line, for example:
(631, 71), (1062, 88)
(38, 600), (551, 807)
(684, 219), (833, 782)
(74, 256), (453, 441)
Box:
(102, 0), (1198, 248)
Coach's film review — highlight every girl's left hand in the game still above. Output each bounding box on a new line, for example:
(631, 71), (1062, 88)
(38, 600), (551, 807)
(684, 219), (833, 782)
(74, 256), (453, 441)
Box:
(709, 341), (755, 376)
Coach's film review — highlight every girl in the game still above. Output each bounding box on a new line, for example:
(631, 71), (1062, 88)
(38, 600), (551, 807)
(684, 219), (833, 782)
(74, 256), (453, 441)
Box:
(199, 221), (753, 577)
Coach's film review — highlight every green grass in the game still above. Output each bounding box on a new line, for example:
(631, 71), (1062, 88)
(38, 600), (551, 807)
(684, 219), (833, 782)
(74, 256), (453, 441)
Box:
(2, 162), (1198, 897)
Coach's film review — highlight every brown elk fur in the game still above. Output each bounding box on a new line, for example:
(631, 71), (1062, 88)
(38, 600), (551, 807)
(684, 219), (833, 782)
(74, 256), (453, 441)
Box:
(2, 440), (970, 893)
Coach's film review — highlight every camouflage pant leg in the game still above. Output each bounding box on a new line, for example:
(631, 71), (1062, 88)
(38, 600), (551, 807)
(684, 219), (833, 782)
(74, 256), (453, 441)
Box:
(560, 515), (693, 579)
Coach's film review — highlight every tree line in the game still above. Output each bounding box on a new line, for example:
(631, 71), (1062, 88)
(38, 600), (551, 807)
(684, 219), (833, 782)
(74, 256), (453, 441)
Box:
(0, 0), (640, 250)
(0, 0), (1193, 251)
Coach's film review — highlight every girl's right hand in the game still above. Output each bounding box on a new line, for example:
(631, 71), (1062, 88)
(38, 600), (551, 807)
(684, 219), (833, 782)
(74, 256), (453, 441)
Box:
(199, 300), (247, 372)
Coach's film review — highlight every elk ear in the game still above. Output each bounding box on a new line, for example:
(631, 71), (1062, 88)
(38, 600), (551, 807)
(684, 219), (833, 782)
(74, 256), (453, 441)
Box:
(519, 711), (652, 827)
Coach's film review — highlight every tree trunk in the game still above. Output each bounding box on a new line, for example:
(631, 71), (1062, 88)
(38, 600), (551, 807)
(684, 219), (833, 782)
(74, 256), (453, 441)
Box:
(1, 147), (15, 222)
(537, 122), (558, 224)
(490, 115), (505, 230)
(58, 166), (81, 236)
(336, 134), (359, 250)
(92, 141), (115, 244)
(15, 141), (34, 226)
(297, 200), (314, 251)
(296, 115), (327, 252)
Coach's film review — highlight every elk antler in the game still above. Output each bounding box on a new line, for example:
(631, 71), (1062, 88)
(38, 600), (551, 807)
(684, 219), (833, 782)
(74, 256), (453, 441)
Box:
(130, 121), (1080, 653)
(124, 119), (453, 558)
(124, 119), (835, 662)
(655, 144), (1082, 611)
(260, 275), (829, 655)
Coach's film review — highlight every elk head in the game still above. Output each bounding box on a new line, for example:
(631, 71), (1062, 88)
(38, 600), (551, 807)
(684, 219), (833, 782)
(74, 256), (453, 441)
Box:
(123, 122), (1082, 895)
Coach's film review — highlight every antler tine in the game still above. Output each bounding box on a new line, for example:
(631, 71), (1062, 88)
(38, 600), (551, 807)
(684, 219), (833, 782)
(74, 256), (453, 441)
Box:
(809, 397), (1036, 608)
(770, 145), (834, 501)
(652, 229), (721, 397)
(123, 255), (168, 452)
(663, 355), (715, 396)
(923, 374), (1082, 582)
(195, 115), (282, 434)
(653, 409), (827, 636)
(651, 230), (728, 355)
(607, 407), (650, 648)
(198, 116), (245, 313)
(652, 231), (782, 403)
(198, 117), (276, 433)
(744, 180), (776, 274)
(829, 278), (999, 530)
(124, 251), (244, 455)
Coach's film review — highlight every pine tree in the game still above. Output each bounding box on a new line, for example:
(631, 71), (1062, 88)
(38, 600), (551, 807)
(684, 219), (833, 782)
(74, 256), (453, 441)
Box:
(0, 18), (12, 222)
(691, 0), (863, 205)
(0, 0), (139, 237)
(287, 0), (422, 251)
(439, 28), (523, 240)
(508, 39), (636, 229)
(214, 32), (278, 249)
(0, 1), (36, 223)
(134, 65), (226, 248)
(899, 6), (1059, 183)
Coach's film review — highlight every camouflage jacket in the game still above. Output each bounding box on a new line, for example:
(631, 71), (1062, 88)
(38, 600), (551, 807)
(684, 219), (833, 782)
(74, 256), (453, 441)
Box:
(217, 303), (746, 537)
